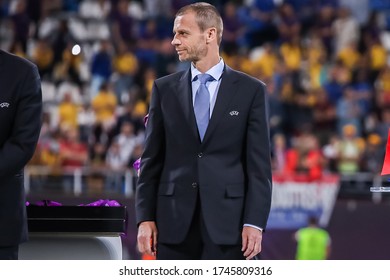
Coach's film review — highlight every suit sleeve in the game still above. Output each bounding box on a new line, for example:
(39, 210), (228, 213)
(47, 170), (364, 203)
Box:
(135, 81), (165, 225)
(0, 63), (42, 176)
(244, 82), (272, 230)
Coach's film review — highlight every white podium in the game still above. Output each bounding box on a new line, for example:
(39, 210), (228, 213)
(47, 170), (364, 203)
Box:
(22, 205), (127, 260)
(19, 233), (123, 260)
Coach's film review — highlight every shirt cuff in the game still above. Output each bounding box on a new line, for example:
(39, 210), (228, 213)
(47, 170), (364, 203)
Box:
(244, 224), (263, 232)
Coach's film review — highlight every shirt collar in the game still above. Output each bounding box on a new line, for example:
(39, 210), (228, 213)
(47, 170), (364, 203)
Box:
(191, 58), (224, 82)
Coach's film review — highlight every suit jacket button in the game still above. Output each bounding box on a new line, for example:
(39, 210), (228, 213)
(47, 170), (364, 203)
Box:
(192, 182), (198, 188)
(198, 152), (203, 158)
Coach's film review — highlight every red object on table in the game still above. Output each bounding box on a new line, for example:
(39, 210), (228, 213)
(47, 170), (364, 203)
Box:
(381, 128), (390, 176)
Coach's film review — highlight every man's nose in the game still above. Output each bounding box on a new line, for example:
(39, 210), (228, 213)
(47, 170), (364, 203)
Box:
(171, 37), (180, 46)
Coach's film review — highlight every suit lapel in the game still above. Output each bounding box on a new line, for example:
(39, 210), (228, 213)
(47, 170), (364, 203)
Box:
(175, 69), (199, 139)
(0, 50), (4, 66)
(203, 66), (239, 143)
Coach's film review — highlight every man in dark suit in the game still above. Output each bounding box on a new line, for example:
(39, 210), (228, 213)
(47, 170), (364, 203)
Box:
(0, 49), (42, 259)
(136, 2), (272, 260)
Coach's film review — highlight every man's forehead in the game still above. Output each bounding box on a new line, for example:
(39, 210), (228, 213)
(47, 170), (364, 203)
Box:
(173, 15), (183, 27)
(173, 12), (197, 29)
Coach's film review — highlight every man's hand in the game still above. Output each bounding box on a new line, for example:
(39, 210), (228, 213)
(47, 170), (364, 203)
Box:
(137, 221), (158, 256)
(242, 226), (263, 260)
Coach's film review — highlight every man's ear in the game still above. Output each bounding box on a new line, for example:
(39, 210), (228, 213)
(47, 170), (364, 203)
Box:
(206, 27), (217, 44)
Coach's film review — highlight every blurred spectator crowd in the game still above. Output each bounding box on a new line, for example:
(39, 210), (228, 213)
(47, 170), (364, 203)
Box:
(1, 0), (390, 191)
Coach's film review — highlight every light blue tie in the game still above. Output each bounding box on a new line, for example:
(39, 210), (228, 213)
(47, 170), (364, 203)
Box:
(194, 73), (214, 141)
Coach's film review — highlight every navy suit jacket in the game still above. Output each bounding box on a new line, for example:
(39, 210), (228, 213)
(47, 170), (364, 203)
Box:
(0, 50), (42, 246)
(136, 65), (272, 245)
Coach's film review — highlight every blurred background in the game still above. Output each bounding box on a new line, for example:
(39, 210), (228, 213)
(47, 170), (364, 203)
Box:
(1, 0), (390, 260)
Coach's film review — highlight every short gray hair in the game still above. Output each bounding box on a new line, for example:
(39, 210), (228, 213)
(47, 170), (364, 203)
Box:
(176, 2), (223, 45)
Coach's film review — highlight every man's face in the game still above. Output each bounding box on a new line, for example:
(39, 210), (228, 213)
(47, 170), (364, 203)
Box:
(171, 11), (208, 62)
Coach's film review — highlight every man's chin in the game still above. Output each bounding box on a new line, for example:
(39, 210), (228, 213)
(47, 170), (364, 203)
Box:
(177, 53), (193, 62)
(178, 55), (189, 62)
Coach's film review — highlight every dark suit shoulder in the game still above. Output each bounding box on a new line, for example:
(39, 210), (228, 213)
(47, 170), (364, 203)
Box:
(227, 67), (266, 88)
(0, 49), (37, 71)
(155, 70), (187, 86)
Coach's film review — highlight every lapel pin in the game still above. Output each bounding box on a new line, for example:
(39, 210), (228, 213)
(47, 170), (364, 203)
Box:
(229, 111), (239, 116)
